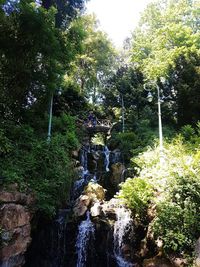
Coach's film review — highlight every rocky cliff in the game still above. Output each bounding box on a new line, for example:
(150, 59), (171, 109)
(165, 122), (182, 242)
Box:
(0, 184), (35, 267)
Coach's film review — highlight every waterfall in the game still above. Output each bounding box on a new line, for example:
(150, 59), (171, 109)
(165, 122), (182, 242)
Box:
(72, 146), (90, 200)
(81, 146), (89, 172)
(25, 143), (137, 267)
(104, 146), (110, 172)
(92, 173), (97, 182)
(24, 207), (70, 267)
(120, 169), (126, 183)
(76, 211), (95, 267)
(56, 209), (69, 253)
(114, 207), (133, 267)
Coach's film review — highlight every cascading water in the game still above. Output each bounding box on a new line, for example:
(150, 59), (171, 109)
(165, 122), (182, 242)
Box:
(114, 207), (133, 267)
(72, 146), (90, 200)
(25, 143), (137, 267)
(104, 146), (110, 172)
(24, 208), (70, 267)
(76, 211), (95, 267)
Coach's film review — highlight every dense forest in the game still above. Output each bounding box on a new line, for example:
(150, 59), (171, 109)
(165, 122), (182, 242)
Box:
(0, 0), (200, 266)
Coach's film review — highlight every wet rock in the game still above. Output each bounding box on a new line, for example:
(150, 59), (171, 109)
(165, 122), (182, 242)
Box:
(121, 244), (132, 260)
(0, 254), (25, 267)
(1, 225), (31, 261)
(87, 153), (97, 172)
(0, 188), (35, 267)
(71, 150), (79, 159)
(80, 195), (91, 206)
(143, 257), (174, 267)
(1, 204), (31, 231)
(101, 199), (125, 220)
(110, 149), (122, 164)
(84, 182), (105, 201)
(73, 195), (91, 217)
(74, 166), (84, 176)
(73, 204), (88, 217)
(90, 202), (102, 217)
(169, 254), (187, 267)
(73, 183), (106, 217)
(0, 191), (35, 206)
(110, 162), (125, 187)
(87, 150), (105, 173)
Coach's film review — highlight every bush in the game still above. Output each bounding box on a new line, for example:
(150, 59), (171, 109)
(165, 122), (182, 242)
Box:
(0, 116), (79, 217)
(110, 132), (146, 162)
(118, 127), (200, 258)
(118, 177), (154, 220)
(180, 124), (195, 141)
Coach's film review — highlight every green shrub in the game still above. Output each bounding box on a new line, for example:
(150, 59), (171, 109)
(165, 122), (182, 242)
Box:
(0, 129), (13, 155)
(180, 124), (195, 141)
(118, 177), (154, 220)
(110, 132), (145, 162)
(0, 116), (79, 217)
(118, 128), (200, 258)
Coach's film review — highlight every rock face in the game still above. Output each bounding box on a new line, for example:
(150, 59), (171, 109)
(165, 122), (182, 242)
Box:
(195, 237), (200, 267)
(73, 182), (105, 217)
(143, 257), (174, 267)
(110, 162), (125, 187)
(0, 186), (35, 267)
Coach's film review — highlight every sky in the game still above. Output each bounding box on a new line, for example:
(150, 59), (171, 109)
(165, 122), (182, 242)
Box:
(86, 0), (153, 48)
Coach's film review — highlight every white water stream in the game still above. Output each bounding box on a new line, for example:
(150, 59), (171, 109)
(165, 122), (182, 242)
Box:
(76, 211), (95, 267)
(114, 207), (133, 267)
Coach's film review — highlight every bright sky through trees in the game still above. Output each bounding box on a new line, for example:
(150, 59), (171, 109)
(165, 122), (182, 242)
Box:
(86, 0), (153, 48)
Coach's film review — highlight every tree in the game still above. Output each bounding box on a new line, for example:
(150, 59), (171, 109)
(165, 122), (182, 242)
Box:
(130, 0), (200, 126)
(0, 0), (86, 123)
(41, 0), (86, 27)
(69, 14), (117, 104)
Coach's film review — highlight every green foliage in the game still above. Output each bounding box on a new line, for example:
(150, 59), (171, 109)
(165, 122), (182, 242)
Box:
(70, 14), (117, 103)
(0, 1), (87, 123)
(0, 0), (90, 218)
(118, 127), (200, 257)
(0, 117), (79, 217)
(109, 124), (162, 162)
(118, 177), (154, 220)
(130, 0), (200, 127)
(180, 124), (195, 140)
(132, 0), (200, 80)
(0, 129), (13, 155)
(153, 176), (200, 254)
(110, 131), (150, 162)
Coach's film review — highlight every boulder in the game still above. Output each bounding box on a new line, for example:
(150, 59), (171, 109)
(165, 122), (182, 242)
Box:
(71, 150), (79, 159)
(73, 195), (91, 217)
(73, 183), (106, 217)
(101, 198), (125, 220)
(84, 182), (105, 201)
(73, 204), (88, 217)
(79, 194), (91, 207)
(110, 162), (125, 187)
(1, 225), (31, 261)
(0, 191), (35, 206)
(0, 187), (35, 266)
(90, 202), (102, 217)
(1, 204), (30, 231)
